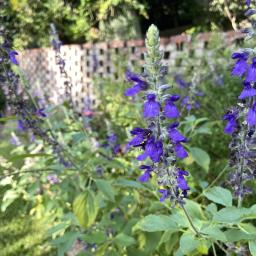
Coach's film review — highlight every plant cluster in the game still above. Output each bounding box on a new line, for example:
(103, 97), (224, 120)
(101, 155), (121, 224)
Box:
(1, 2), (256, 256)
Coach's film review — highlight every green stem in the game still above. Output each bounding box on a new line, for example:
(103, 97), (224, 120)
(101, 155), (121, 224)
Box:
(215, 241), (228, 255)
(181, 204), (200, 236)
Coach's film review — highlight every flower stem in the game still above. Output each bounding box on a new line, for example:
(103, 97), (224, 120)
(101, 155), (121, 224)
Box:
(181, 204), (200, 236)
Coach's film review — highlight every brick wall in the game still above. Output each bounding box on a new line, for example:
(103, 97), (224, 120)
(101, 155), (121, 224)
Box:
(18, 31), (243, 112)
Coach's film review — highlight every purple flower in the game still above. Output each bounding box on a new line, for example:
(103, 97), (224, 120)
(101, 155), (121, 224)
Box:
(174, 75), (191, 88)
(167, 123), (187, 143)
(174, 143), (188, 159)
(246, 57), (256, 82)
(223, 110), (238, 134)
(17, 120), (26, 132)
(158, 189), (169, 202)
(247, 102), (256, 126)
(107, 134), (117, 144)
(181, 96), (192, 110)
(239, 81), (256, 99)
(124, 70), (147, 96)
(137, 137), (163, 163)
(35, 108), (47, 118)
(8, 50), (19, 65)
(113, 144), (121, 155)
(128, 127), (151, 147)
(177, 170), (189, 192)
(163, 95), (180, 118)
(47, 174), (60, 184)
(143, 94), (160, 118)
(139, 165), (153, 182)
(231, 52), (248, 77)
(246, 0), (251, 6)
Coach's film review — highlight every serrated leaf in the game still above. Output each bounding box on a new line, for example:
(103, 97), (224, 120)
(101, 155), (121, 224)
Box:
(95, 179), (115, 202)
(133, 214), (178, 232)
(213, 206), (256, 224)
(204, 186), (232, 207)
(189, 147), (210, 172)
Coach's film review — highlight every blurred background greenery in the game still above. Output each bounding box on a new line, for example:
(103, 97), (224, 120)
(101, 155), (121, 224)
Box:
(1, 0), (249, 48)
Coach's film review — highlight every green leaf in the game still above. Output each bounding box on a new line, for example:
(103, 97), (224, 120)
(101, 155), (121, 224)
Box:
(224, 229), (256, 242)
(83, 231), (106, 244)
(213, 206), (256, 224)
(196, 126), (212, 135)
(184, 200), (205, 220)
(95, 179), (115, 202)
(47, 222), (70, 235)
(189, 147), (210, 172)
(51, 231), (80, 256)
(200, 226), (226, 242)
(194, 117), (208, 126)
(179, 232), (200, 255)
(205, 203), (218, 217)
(204, 186), (232, 207)
(114, 233), (136, 247)
(114, 178), (145, 189)
(72, 132), (85, 144)
(73, 190), (98, 228)
(133, 214), (178, 232)
(238, 223), (256, 234)
(1, 190), (19, 212)
(158, 230), (177, 247)
(249, 241), (256, 256)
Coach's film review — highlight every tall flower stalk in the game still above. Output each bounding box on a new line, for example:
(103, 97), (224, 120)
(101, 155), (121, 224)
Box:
(224, 1), (256, 206)
(125, 25), (190, 206)
(0, 33), (75, 168)
(50, 24), (75, 111)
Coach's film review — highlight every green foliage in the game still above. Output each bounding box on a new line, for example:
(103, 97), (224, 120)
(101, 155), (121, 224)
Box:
(2, 0), (147, 48)
(73, 190), (99, 228)
(204, 186), (233, 207)
(0, 211), (54, 256)
(2, 21), (256, 256)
